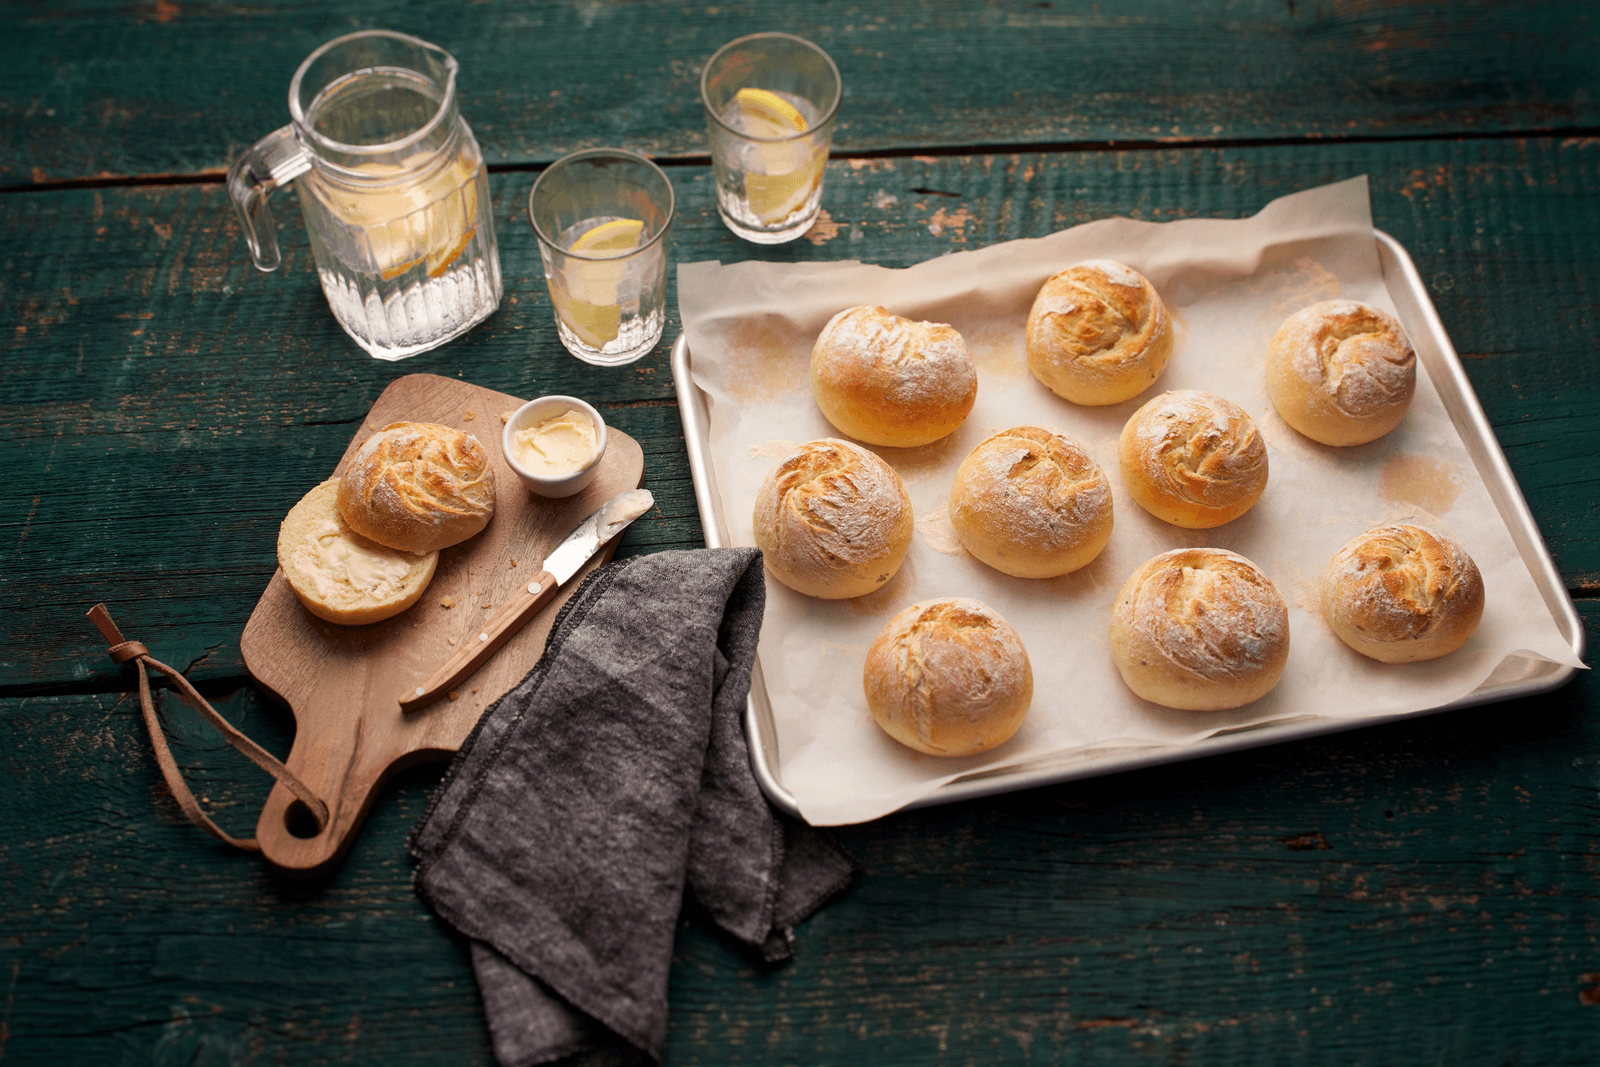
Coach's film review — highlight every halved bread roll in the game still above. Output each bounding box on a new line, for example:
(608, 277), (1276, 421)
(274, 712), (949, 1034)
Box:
(279, 479), (438, 625)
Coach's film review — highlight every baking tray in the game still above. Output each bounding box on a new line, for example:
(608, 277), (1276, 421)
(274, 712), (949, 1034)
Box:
(670, 230), (1586, 821)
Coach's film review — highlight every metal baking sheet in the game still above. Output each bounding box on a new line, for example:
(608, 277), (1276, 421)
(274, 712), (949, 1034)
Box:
(670, 230), (1586, 822)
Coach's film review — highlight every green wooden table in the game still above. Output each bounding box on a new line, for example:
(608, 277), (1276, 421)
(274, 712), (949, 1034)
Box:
(4, 2), (1598, 1063)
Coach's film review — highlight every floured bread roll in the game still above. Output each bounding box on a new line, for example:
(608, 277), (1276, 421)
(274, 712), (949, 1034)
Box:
(1322, 523), (1484, 662)
(810, 306), (977, 447)
(1026, 260), (1173, 405)
(948, 426), (1113, 578)
(338, 422), (496, 554)
(1109, 548), (1289, 711)
(752, 439), (914, 599)
(1266, 300), (1416, 446)
(864, 597), (1033, 757)
(279, 479), (438, 625)
(1118, 390), (1268, 529)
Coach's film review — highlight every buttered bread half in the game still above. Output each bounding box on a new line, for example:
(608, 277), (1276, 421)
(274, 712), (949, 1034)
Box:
(279, 479), (438, 625)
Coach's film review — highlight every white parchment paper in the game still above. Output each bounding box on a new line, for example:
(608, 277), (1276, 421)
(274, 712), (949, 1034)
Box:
(679, 177), (1585, 825)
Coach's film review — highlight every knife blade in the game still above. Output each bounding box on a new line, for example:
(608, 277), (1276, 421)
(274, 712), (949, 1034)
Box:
(398, 488), (654, 713)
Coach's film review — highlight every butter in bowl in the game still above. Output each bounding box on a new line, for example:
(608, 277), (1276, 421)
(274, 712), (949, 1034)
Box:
(502, 395), (608, 498)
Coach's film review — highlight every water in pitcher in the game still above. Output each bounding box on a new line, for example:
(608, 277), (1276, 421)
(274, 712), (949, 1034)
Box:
(297, 69), (501, 360)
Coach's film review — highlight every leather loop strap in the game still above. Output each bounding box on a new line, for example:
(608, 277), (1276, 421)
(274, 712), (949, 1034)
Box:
(107, 640), (148, 664)
(86, 603), (329, 851)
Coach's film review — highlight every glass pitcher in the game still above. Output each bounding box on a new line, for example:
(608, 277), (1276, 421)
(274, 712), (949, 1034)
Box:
(228, 30), (502, 361)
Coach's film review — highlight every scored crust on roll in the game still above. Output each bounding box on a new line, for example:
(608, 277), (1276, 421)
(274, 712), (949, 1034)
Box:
(1266, 299), (1416, 446)
(948, 425), (1113, 578)
(864, 597), (1033, 757)
(338, 421), (496, 554)
(810, 306), (978, 448)
(1025, 260), (1173, 406)
(1117, 390), (1268, 529)
(1109, 547), (1289, 711)
(752, 438), (914, 599)
(1322, 523), (1484, 662)
(278, 479), (438, 625)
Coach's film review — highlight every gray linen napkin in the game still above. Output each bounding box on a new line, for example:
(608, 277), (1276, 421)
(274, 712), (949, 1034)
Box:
(408, 548), (856, 1067)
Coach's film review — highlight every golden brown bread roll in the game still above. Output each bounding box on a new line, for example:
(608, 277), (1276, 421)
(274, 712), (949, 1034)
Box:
(1117, 390), (1268, 529)
(278, 479), (438, 625)
(948, 426), (1113, 578)
(1266, 299), (1416, 446)
(1109, 548), (1289, 711)
(810, 305), (977, 447)
(752, 439), (914, 599)
(338, 422), (496, 554)
(1321, 523), (1484, 662)
(1025, 260), (1173, 406)
(864, 597), (1033, 757)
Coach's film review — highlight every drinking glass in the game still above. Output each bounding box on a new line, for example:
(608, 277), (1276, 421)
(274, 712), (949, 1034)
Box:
(700, 33), (841, 244)
(527, 149), (674, 366)
(228, 30), (502, 361)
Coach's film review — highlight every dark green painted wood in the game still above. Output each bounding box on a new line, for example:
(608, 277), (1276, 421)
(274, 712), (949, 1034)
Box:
(3, 603), (1597, 1064)
(5, 136), (1597, 692)
(2, 0), (1598, 184)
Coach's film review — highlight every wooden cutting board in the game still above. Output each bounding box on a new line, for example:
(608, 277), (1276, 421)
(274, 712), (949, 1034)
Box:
(241, 373), (645, 877)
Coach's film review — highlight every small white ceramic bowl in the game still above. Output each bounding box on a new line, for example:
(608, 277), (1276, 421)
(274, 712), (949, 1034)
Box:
(501, 394), (608, 498)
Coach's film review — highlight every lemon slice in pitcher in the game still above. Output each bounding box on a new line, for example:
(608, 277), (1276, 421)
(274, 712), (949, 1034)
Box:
(552, 217), (645, 348)
(735, 89), (822, 225)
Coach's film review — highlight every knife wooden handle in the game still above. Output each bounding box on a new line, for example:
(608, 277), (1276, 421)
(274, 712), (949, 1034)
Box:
(399, 570), (559, 713)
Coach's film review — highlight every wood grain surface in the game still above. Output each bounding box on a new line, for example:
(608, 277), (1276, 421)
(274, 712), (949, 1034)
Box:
(3, 1), (1598, 1064)
(3, 0), (1597, 184)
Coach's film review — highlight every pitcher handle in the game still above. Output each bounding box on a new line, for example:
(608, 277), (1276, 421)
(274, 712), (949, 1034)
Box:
(226, 125), (313, 272)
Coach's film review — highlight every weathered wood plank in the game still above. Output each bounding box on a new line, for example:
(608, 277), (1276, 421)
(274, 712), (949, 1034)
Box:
(3, 602), (1597, 1064)
(4, 136), (1596, 691)
(2, 0), (1597, 184)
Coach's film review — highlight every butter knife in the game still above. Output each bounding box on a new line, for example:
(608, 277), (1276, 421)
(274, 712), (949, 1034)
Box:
(399, 488), (654, 713)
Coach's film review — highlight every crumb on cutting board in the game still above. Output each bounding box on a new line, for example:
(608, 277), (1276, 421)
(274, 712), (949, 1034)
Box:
(440, 596), (454, 609)
(464, 410), (476, 421)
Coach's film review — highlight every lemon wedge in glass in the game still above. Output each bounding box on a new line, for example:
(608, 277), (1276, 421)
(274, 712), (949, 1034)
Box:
(570, 217), (645, 254)
(552, 217), (646, 349)
(736, 88), (808, 136)
(735, 88), (823, 225)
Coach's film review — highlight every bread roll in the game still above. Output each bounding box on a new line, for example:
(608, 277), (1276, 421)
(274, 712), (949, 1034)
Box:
(810, 306), (977, 448)
(278, 479), (438, 625)
(1321, 523), (1484, 662)
(1266, 300), (1415, 446)
(338, 422), (496, 554)
(1109, 548), (1289, 711)
(752, 439), (914, 599)
(1118, 390), (1268, 529)
(948, 426), (1113, 578)
(1025, 260), (1173, 405)
(864, 598), (1033, 757)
